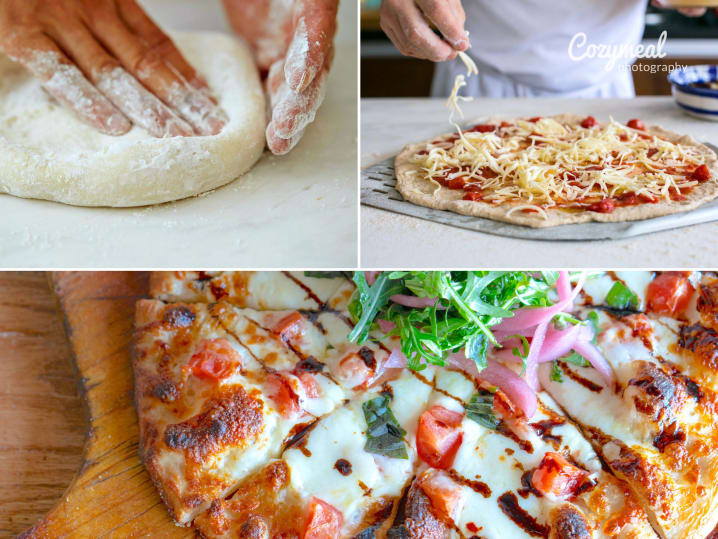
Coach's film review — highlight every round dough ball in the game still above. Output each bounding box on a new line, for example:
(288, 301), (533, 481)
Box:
(0, 32), (266, 207)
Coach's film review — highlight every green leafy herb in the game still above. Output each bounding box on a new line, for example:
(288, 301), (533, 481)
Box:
(605, 282), (639, 311)
(587, 311), (600, 341)
(562, 350), (590, 368)
(550, 360), (564, 382)
(303, 271), (352, 279)
(465, 390), (500, 429)
(348, 271), (564, 371)
(362, 395), (408, 459)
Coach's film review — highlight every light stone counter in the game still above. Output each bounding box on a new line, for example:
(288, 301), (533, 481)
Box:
(361, 97), (718, 268)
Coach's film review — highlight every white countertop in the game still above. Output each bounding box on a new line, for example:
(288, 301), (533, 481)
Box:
(0, 0), (357, 268)
(361, 97), (718, 268)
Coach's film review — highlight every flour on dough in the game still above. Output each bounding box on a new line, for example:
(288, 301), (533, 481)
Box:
(0, 32), (266, 207)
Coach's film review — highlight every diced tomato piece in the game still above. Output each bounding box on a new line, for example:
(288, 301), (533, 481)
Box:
(337, 351), (376, 389)
(463, 192), (482, 202)
(647, 148), (659, 158)
(273, 311), (304, 340)
(266, 373), (301, 417)
(417, 470), (464, 521)
(587, 198), (615, 213)
(480, 166), (499, 179)
(617, 192), (638, 206)
(187, 338), (240, 380)
(471, 124), (496, 133)
(528, 116), (542, 123)
(493, 389), (531, 439)
(304, 497), (342, 539)
(627, 118), (645, 130)
(447, 177), (467, 189)
(297, 371), (320, 398)
(647, 272), (694, 316)
(692, 164), (711, 181)
(619, 133), (629, 142)
(416, 406), (464, 469)
(580, 116), (596, 128)
(531, 452), (588, 499)
(267, 371), (321, 417)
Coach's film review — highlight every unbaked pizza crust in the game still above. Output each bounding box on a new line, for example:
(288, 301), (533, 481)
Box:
(395, 113), (718, 228)
(0, 32), (266, 207)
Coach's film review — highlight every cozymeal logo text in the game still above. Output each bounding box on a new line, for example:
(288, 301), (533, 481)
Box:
(568, 30), (667, 71)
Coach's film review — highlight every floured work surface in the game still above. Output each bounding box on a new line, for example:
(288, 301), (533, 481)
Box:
(362, 144), (718, 241)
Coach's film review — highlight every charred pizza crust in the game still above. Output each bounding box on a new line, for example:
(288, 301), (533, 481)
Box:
(395, 113), (718, 228)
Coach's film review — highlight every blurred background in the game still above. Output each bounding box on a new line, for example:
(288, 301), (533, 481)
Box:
(361, 1), (718, 97)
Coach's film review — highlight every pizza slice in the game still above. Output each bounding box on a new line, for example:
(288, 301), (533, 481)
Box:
(387, 367), (654, 539)
(193, 367), (439, 538)
(150, 271), (354, 311)
(538, 301), (718, 539)
(133, 299), (350, 525)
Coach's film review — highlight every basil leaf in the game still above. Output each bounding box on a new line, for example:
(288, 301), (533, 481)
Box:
(362, 395), (408, 459)
(465, 390), (499, 430)
(605, 282), (638, 311)
(550, 360), (564, 382)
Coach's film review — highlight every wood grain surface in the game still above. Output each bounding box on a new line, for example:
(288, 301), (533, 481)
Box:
(2, 272), (193, 538)
(0, 272), (85, 538)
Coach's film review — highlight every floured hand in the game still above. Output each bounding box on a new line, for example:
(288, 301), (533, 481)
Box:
(380, 0), (468, 62)
(0, 0), (227, 137)
(223, 0), (338, 155)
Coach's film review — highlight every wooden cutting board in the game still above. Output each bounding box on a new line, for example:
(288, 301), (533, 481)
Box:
(17, 272), (193, 538)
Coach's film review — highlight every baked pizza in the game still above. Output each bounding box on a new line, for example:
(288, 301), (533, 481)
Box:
(133, 270), (718, 538)
(395, 115), (718, 227)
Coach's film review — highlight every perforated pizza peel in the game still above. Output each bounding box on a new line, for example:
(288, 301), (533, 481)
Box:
(361, 143), (718, 241)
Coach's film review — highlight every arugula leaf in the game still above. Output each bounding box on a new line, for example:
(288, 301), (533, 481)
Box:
(605, 282), (639, 311)
(465, 390), (500, 429)
(303, 271), (352, 279)
(348, 273), (405, 344)
(550, 360), (564, 382)
(465, 333), (489, 370)
(587, 311), (600, 342)
(541, 271), (559, 285)
(362, 395), (408, 459)
(562, 351), (590, 367)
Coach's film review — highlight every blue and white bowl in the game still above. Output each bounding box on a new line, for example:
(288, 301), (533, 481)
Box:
(668, 65), (718, 121)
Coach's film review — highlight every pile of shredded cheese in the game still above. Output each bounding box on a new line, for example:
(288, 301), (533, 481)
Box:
(411, 116), (705, 216)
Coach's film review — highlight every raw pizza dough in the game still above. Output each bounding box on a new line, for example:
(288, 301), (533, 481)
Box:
(395, 113), (718, 228)
(0, 32), (266, 207)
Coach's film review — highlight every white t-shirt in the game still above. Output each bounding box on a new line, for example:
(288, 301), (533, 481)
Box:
(432, 0), (647, 98)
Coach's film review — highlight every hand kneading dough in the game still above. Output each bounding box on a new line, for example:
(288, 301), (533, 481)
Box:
(0, 32), (266, 207)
